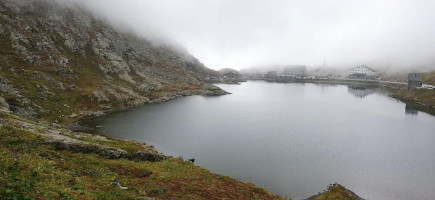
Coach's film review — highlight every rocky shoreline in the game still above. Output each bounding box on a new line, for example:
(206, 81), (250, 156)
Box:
(0, 109), (288, 199)
(0, 1), (365, 199)
(0, 108), (366, 200)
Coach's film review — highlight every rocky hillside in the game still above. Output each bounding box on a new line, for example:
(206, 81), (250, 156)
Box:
(0, 0), (224, 123)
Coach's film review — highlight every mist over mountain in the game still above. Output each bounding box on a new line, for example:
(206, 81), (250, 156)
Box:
(57, 0), (435, 71)
(0, 0), (223, 122)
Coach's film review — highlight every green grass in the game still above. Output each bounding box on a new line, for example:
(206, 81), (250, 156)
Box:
(423, 71), (435, 86)
(393, 88), (435, 106)
(0, 114), (285, 200)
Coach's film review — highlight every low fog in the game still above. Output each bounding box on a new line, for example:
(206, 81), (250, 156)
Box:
(62, 0), (435, 71)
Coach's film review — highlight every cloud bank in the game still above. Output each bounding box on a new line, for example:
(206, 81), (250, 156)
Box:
(64, 0), (435, 70)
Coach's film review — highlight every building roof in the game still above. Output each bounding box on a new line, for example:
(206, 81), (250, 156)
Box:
(408, 73), (422, 81)
(350, 65), (376, 72)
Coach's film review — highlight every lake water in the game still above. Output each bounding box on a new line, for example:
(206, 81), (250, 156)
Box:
(82, 81), (435, 200)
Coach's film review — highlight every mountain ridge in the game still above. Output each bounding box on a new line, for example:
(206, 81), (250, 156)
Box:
(0, 0), (224, 123)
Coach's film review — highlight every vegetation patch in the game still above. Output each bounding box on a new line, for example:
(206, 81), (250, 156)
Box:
(0, 113), (285, 200)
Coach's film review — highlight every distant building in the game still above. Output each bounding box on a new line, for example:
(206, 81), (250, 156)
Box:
(282, 65), (307, 77)
(408, 73), (422, 89)
(347, 65), (377, 79)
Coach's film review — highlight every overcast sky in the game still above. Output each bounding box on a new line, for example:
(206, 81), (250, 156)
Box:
(72, 0), (435, 70)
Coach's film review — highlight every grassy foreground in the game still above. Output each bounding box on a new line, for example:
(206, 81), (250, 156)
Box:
(0, 111), (285, 200)
(0, 110), (366, 200)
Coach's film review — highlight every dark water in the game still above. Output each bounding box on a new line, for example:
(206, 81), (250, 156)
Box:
(82, 81), (435, 200)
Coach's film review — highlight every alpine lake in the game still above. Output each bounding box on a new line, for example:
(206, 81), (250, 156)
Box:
(81, 81), (435, 200)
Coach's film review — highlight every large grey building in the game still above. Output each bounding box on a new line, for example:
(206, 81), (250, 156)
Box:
(408, 73), (422, 89)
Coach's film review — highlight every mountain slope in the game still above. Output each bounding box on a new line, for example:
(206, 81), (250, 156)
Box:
(0, 0), (223, 123)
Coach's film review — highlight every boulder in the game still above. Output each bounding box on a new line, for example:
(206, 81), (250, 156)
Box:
(131, 151), (165, 162)
(98, 147), (129, 159)
(202, 84), (229, 96)
(0, 96), (9, 110)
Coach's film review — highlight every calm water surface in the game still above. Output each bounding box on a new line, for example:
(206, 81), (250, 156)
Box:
(83, 81), (435, 200)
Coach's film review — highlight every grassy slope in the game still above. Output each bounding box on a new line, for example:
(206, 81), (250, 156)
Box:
(305, 184), (363, 200)
(0, 112), (285, 200)
(422, 71), (435, 86)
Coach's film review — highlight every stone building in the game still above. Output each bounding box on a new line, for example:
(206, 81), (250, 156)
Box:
(347, 65), (377, 79)
(408, 73), (422, 89)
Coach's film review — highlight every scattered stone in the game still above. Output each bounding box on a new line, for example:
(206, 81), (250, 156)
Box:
(131, 151), (165, 162)
(187, 158), (195, 163)
(55, 56), (69, 67)
(119, 73), (136, 84)
(57, 82), (66, 90)
(98, 147), (128, 159)
(69, 113), (77, 118)
(92, 91), (110, 103)
(138, 197), (155, 200)
(0, 96), (9, 110)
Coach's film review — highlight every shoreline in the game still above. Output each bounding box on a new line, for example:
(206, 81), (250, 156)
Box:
(67, 87), (231, 132)
(250, 79), (435, 115)
(0, 109), (365, 200)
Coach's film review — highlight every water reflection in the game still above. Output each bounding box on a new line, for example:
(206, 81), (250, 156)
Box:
(405, 104), (419, 115)
(81, 82), (435, 200)
(347, 85), (377, 98)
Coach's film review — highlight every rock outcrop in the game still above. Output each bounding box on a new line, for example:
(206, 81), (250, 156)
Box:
(304, 184), (364, 200)
(7, 115), (165, 161)
(0, 0), (224, 122)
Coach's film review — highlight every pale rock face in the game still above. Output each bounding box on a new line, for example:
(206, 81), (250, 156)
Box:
(64, 36), (77, 51)
(92, 91), (110, 103)
(119, 73), (136, 85)
(0, 96), (9, 110)
(55, 56), (69, 68)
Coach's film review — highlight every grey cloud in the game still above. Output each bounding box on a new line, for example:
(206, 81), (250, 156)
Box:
(60, 0), (435, 70)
